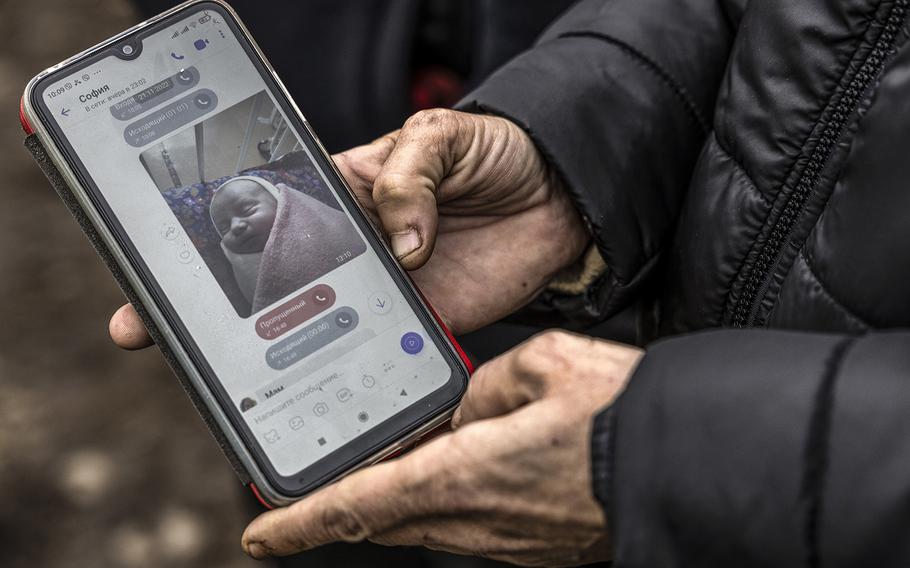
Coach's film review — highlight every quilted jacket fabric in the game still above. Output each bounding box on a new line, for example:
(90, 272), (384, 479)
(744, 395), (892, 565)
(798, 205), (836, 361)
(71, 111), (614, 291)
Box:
(461, 0), (910, 565)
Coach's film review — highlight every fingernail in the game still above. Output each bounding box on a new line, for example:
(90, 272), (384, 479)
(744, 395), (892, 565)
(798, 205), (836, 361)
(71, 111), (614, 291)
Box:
(451, 406), (462, 429)
(391, 229), (421, 259)
(244, 540), (269, 559)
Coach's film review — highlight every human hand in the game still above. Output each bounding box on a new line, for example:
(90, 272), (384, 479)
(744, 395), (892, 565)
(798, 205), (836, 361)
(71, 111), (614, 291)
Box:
(109, 109), (589, 348)
(241, 331), (643, 567)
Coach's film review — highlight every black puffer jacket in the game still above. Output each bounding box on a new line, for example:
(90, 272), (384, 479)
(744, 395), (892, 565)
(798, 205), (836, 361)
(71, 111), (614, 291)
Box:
(461, 0), (910, 565)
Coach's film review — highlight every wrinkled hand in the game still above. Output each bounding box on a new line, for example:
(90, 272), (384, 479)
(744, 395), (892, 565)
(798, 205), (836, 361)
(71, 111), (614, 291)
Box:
(108, 109), (589, 348)
(241, 331), (643, 567)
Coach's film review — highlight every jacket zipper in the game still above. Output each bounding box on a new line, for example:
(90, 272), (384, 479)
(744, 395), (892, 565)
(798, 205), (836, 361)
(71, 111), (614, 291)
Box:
(729, 0), (909, 327)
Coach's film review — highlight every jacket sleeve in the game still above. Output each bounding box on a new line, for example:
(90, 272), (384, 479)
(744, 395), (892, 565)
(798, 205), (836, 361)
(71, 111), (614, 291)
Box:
(595, 330), (910, 567)
(458, 0), (747, 323)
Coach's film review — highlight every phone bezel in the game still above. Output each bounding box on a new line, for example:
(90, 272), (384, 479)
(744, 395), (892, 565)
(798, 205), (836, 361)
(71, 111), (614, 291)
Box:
(25, 0), (468, 499)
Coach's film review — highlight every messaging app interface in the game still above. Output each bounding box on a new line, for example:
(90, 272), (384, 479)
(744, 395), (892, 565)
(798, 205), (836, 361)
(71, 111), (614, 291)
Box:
(40, 7), (454, 476)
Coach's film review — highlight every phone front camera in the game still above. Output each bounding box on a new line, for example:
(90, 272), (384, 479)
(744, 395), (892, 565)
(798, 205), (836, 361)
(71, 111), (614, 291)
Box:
(115, 40), (142, 60)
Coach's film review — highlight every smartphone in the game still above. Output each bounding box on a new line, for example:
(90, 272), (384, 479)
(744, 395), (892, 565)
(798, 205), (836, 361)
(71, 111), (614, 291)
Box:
(21, 0), (470, 507)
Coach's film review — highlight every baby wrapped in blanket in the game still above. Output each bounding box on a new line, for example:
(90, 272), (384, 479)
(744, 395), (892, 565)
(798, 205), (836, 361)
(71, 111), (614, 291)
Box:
(210, 175), (365, 315)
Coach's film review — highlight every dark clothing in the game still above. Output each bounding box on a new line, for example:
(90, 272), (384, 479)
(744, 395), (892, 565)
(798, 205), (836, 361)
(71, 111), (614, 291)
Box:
(604, 330), (910, 567)
(462, 0), (910, 565)
(134, 0), (575, 152)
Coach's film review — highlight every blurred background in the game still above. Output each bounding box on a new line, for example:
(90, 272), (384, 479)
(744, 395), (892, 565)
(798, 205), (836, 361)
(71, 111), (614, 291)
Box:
(0, 1), (594, 566)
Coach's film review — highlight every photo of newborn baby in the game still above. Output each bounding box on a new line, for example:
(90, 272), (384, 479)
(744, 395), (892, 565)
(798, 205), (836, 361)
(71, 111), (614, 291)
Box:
(210, 175), (366, 314)
(139, 91), (367, 317)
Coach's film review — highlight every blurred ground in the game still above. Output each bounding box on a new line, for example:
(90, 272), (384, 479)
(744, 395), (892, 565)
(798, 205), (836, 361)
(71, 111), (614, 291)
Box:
(0, 1), (261, 566)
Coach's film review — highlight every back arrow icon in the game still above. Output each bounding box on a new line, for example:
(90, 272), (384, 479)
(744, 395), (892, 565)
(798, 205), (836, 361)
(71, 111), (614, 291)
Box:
(61, 108), (71, 117)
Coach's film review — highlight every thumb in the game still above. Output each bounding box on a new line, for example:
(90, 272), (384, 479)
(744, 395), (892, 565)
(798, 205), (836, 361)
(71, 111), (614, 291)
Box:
(109, 303), (154, 350)
(371, 109), (472, 269)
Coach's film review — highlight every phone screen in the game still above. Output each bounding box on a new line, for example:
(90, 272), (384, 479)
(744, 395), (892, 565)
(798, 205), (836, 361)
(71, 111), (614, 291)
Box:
(31, 2), (466, 491)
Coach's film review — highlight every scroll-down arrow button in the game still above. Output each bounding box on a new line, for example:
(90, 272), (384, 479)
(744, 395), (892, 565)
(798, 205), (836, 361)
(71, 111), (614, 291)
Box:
(369, 292), (393, 315)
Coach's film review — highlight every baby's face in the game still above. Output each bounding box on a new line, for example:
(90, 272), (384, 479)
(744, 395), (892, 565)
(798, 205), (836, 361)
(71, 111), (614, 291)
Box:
(211, 180), (278, 254)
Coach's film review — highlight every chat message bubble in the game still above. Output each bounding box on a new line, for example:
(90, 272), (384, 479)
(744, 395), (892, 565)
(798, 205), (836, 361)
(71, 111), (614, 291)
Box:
(123, 88), (218, 147)
(255, 284), (336, 340)
(265, 307), (359, 371)
(110, 67), (200, 121)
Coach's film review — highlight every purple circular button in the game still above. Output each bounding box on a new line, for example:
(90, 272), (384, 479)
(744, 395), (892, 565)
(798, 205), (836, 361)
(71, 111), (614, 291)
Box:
(400, 332), (424, 355)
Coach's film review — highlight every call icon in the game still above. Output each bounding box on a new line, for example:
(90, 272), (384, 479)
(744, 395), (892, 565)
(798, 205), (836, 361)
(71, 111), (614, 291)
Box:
(335, 311), (354, 328)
